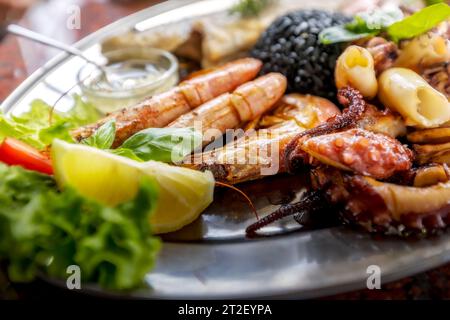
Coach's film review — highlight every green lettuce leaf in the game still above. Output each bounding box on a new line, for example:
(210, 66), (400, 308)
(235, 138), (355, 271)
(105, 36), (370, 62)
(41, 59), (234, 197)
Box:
(0, 95), (100, 149)
(0, 116), (42, 148)
(67, 95), (100, 127)
(38, 121), (75, 145)
(11, 99), (64, 129)
(0, 163), (160, 290)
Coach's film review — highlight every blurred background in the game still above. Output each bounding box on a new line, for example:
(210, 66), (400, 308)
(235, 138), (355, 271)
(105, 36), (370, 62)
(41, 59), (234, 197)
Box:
(0, 0), (164, 102)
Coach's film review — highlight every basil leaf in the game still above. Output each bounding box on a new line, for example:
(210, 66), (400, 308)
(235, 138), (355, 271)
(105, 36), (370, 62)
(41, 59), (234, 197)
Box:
(319, 26), (374, 44)
(121, 127), (202, 163)
(110, 148), (143, 162)
(82, 120), (116, 149)
(387, 3), (450, 42)
(319, 7), (403, 44)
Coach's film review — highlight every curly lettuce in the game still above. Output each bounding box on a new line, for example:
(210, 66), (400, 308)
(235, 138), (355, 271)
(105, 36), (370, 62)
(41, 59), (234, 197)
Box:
(0, 95), (100, 149)
(0, 163), (160, 290)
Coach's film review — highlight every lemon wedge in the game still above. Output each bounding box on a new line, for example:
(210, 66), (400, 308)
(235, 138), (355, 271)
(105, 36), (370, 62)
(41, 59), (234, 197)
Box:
(51, 139), (214, 234)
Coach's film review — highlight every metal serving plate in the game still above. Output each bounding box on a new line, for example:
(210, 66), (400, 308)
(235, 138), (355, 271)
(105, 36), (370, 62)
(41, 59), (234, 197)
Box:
(3, 0), (450, 299)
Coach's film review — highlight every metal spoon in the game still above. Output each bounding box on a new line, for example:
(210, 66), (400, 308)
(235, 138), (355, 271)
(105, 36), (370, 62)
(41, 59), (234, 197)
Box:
(6, 24), (111, 81)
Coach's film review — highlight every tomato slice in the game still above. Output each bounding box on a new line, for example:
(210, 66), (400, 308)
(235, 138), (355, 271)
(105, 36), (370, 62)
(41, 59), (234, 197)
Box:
(0, 138), (53, 175)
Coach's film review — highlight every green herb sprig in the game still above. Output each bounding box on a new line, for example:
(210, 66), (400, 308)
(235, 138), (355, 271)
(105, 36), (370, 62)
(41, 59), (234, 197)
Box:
(319, 3), (450, 44)
(230, 0), (275, 18)
(82, 120), (202, 163)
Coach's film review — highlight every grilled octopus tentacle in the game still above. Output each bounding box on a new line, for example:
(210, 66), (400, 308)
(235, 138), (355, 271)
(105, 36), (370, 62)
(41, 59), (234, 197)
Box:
(246, 190), (324, 235)
(285, 86), (368, 172)
(337, 174), (450, 235)
(300, 128), (413, 180)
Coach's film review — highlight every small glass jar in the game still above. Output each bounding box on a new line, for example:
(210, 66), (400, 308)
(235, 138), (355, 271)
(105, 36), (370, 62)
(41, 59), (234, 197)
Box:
(78, 47), (179, 114)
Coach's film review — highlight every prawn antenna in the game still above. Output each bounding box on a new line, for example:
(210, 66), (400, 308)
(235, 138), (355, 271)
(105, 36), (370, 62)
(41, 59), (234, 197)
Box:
(215, 181), (259, 220)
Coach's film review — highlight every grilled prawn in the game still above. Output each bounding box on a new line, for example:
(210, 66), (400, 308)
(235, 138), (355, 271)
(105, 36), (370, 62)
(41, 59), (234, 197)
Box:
(72, 58), (262, 147)
(185, 94), (340, 184)
(168, 73), (287, 146)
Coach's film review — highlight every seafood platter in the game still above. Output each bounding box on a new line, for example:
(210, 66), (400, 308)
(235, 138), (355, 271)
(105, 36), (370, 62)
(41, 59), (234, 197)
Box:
(1, 0), (450, 298)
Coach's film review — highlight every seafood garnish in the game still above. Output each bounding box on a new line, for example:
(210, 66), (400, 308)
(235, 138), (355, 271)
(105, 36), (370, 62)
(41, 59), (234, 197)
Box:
(413, 164), (450, 188)
(246, 189), (327, 236)
(408, 126), (450, 145)
(414, 142), (450, 165)
(72, 58), (262, 147)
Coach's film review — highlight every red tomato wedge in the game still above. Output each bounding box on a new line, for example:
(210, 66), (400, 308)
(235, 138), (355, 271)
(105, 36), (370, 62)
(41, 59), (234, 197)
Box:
(0, 138), (53, 175)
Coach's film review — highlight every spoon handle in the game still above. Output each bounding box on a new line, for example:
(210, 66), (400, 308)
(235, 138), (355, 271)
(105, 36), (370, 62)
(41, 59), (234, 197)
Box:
(6, 24), (101, 68)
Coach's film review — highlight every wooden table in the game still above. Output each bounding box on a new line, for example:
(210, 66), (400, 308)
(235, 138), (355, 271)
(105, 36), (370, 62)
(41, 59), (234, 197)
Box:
(1, 0), (450, 300)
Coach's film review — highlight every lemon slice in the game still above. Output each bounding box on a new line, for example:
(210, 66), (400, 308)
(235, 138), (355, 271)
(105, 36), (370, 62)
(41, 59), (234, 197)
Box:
(52, 139), (215, 234)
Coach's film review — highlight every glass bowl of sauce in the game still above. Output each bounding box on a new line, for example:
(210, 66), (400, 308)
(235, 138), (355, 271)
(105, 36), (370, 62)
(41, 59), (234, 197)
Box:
(78, 47), (179, 114)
